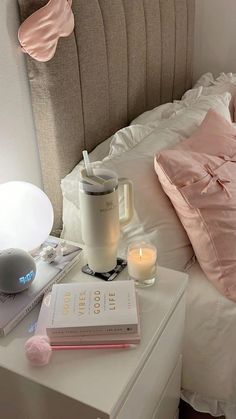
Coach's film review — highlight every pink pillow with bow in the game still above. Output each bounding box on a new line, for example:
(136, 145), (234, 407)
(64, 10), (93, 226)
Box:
(155, 109), (236, 301)
(18, 0), (74, 62)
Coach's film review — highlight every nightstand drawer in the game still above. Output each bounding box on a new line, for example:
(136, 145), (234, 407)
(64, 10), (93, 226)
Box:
(115, 295), (185, 419)
(151, 356), (182, 419)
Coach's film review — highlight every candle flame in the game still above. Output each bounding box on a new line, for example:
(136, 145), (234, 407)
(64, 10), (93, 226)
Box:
(139, 248), (142, 260)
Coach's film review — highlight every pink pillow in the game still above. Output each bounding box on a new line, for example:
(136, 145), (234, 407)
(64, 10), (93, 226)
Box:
(154, 109), (236, 301)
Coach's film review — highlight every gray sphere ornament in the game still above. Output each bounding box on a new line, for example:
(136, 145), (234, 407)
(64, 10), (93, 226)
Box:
(0, 248), (36, 294)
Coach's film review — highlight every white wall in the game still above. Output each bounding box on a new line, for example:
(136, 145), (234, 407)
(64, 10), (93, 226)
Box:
(1, 0), (236, 188)
(194, 0), (236, 81)
(0, 0), (42, 187)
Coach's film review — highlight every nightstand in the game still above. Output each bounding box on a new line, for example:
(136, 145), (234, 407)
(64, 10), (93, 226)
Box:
(0, 253), (187, 419)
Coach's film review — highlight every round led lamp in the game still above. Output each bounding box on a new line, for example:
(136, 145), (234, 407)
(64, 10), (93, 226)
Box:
(0, 181), (54, 252)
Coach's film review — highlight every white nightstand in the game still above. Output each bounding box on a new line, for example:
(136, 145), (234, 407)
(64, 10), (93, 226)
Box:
(0, 253), (187, 419)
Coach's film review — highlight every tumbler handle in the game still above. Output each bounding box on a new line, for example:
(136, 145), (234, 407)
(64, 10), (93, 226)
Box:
(118, 178), (134, 226)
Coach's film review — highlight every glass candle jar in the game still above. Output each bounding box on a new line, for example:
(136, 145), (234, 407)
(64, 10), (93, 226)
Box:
(127, 242), (157, 287)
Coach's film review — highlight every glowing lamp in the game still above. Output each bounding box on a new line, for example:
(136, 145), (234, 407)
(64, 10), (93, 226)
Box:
(0, 181), (54, 252)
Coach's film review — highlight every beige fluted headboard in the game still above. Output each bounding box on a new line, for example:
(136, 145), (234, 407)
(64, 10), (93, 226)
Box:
(18, 0), (195, 234)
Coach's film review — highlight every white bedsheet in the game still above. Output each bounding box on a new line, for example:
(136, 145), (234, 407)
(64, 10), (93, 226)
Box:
(182, 262), (236, 418)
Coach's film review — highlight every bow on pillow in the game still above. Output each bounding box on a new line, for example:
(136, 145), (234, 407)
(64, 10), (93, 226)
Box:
(18, 0), (74, 62)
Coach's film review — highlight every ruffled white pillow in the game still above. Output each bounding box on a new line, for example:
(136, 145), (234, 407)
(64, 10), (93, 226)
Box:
(183, 72), (236, 121)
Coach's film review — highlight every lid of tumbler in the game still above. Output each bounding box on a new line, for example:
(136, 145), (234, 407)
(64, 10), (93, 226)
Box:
(79, 167), (118, 194)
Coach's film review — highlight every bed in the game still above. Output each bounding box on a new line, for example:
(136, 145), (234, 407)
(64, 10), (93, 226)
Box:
(18, 1), (236, 418)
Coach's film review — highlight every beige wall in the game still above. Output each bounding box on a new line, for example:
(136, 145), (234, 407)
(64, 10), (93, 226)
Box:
(194, 0), (236, 81)
(0, 0), (42, 187)
(1, 0), (236, 187)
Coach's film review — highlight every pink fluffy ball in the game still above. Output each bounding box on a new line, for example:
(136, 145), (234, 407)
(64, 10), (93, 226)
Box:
(25, 335), (52, 366)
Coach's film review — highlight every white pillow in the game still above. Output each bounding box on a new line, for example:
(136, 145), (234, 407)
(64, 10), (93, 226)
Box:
(130, 72), (215, 127)
(183, 72), (236, 120)
(86, 73), (222, 162)
(61, 92), (231, 271)
(130, 101), (187, 127)
(192, 72), (215, 88)
(108, 125), (154, 158)
(106, 91), (231, 159)
(103, 102), (187, 160)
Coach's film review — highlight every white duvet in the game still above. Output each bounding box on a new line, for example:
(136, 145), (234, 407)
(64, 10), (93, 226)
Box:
(182, 262), (236, 418)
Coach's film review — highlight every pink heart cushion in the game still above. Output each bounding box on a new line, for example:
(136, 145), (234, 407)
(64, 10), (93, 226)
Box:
(18, 0), (74, 62)
(154, 109), (236, 301)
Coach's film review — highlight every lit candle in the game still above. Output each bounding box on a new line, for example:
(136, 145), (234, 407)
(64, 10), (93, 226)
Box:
(127, 242), (157, 287)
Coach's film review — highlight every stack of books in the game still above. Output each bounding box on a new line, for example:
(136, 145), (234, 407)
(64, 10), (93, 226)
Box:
(0, 237), (82, 336)
(36, 280), (140, 346)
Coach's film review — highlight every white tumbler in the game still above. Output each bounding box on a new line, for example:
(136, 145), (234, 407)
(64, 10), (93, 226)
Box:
(79, 168), (134, 272)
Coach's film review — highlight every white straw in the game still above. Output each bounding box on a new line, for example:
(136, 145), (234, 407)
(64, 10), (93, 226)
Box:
(82, 150), (94, 176)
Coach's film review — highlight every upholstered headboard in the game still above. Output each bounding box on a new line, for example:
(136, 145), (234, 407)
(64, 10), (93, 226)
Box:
(18, 0), (195, 234)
